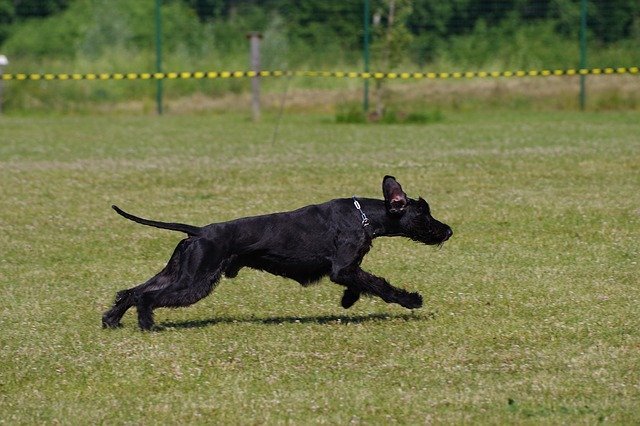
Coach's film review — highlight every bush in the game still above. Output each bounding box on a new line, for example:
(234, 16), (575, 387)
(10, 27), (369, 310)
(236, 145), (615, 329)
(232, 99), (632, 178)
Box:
(336, 102), (443, 125)
(335, 103), (366, 124)
(2, 0), (204, 59)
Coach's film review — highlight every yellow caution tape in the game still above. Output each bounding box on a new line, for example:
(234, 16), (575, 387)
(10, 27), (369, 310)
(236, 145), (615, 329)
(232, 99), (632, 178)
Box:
(1, 67), (638, 81)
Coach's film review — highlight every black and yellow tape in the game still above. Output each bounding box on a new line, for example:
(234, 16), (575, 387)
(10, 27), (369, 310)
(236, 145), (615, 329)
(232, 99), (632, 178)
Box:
(1, 66), (638, 81)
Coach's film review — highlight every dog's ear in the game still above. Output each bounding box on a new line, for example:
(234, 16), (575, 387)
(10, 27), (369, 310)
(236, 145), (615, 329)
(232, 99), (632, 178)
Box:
(382, 175), (408, 215)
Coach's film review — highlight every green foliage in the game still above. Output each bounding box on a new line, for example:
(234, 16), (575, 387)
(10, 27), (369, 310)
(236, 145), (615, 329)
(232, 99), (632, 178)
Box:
(0, 0), (68, 44)
(408, 0), (640, 64)
(284, 2), (364, 51)
(382, 108), (444, 124)
(439, 19), (581, 70)
(335, 103), (367, 123)
(1, 4), (82, 57)
(2, 0), (639, 66)
(13, 0), (69, 17)
(2, 0), (204, 58)
(591, 0), (640, 43)
(336, 101), (443, 125)
(0, 0), (15, 42)
(2, 0), (640, 53)
(371, 0), (414, 69)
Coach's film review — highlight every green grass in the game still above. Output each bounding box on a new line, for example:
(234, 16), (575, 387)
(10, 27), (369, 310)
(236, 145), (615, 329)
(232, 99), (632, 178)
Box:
(1, 111), (639, 423)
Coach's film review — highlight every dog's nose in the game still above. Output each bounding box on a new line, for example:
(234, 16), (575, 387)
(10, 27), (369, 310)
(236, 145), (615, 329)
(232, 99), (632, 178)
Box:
(443, 227), (453, 241)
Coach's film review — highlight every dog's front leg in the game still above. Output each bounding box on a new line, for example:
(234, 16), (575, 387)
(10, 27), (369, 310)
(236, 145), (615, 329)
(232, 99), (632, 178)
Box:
(330, 265), (422, 309)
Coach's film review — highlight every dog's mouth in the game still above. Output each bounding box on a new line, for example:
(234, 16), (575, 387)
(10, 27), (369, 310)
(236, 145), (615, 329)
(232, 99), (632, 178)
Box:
(432, 227), (453, 248)
(414, 233), (452, 247)
(408, 216), (453, 247)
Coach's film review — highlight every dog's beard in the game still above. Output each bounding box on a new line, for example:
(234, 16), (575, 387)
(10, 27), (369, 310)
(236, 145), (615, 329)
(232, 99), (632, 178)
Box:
(407, 221), (447, 246)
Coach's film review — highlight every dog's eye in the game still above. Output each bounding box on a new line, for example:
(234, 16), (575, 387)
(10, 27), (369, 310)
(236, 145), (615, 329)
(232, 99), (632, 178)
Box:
(417, 197), (430, 214)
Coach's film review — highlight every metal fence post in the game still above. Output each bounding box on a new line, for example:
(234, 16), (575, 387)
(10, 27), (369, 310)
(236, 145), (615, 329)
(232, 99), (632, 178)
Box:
(579, 0), (587, 111)
(247, 32), (262, 122)
(363, 0), (371, 113)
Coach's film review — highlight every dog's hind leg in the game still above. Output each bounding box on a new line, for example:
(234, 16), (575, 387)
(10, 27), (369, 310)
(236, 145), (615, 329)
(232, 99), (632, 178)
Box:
(102, 288), (135, 328)
(102, 270), (179, 329)
(102, 239), (192, 329)
(134, 238), (229, 330)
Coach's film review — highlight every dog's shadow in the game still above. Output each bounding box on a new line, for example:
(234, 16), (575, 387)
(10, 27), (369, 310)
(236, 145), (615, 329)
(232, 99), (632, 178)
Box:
(160, 311), (435, 330)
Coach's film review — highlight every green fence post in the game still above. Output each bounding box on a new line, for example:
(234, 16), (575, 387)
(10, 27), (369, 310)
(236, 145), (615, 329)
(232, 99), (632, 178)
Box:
(155, 0), (163, 115)
(363, 0), (370, 113)
(579, 0), (587, 111)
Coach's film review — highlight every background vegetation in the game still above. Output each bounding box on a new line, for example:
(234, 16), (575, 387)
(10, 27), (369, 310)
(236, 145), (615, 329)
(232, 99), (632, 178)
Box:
(0, 0), (638, 113)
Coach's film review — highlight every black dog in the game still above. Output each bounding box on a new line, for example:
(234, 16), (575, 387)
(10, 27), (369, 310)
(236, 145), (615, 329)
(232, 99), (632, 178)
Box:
(102, 176), (452, 330)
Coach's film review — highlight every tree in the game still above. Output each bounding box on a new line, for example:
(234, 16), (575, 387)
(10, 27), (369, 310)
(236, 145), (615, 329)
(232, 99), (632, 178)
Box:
(371, 0), (413, 117)
(13, 0), (69, 17)
(0, 0), (15, 44)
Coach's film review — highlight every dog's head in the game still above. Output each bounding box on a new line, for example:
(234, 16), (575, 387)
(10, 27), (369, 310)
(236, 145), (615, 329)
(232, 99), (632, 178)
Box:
(382, 175), (453, 245)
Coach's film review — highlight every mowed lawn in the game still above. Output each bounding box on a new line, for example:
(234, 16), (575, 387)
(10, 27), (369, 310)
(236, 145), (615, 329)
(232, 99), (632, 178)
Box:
(0, 111), (638, 424)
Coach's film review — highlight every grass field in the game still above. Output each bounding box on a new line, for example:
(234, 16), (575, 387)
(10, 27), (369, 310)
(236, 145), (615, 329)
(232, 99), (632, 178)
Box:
(1, 111), (639, 423)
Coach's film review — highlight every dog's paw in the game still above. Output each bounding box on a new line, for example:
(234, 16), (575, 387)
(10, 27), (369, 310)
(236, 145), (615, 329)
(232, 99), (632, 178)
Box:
(341, 288), (361, 309)
(102, 315), (122, 329)
(399, 292), (423, 309)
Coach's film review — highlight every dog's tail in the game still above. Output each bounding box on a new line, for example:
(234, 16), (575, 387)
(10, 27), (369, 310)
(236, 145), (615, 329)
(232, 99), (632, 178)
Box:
(112, 205), (202, 236)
